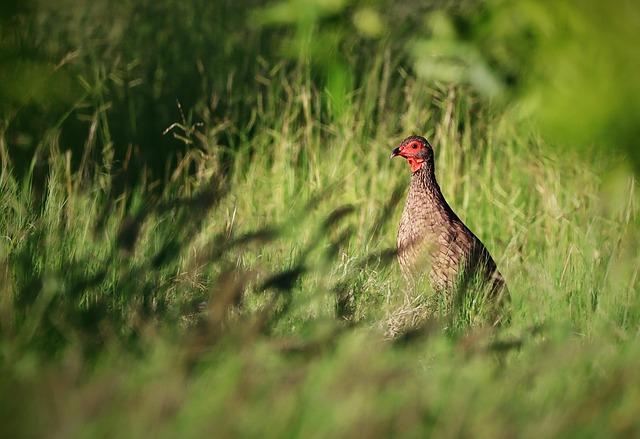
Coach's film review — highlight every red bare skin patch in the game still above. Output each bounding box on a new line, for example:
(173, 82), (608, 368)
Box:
(394, 140), (428, 172)
(407, 157), (424, 173)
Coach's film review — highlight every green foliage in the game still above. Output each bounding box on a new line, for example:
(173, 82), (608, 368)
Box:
(1, 0), (640, 437)
(410, 0), (640, 171)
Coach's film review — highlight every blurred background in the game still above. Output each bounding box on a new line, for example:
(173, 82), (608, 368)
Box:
(3, 0), (638, 178)
(1, 0), (639, 437)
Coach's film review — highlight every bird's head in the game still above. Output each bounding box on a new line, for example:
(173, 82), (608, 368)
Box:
(390, 135), (434, 173)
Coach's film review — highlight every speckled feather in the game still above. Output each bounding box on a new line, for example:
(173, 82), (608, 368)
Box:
(396, 143), (507, 297)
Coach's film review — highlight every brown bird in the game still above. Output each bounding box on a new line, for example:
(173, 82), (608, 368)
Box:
(391, 135), (508, 318)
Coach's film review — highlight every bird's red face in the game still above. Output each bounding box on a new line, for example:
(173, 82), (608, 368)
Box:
(390, 136), (433, 173)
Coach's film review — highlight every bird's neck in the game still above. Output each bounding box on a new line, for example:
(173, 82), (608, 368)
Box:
(409, 164), (443, 202)
(406, 164), (458, 217)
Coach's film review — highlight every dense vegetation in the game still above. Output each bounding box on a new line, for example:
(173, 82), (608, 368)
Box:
(1, 0), (639, 437)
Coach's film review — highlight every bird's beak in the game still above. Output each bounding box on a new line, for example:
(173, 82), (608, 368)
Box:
(390, 147), (401, 159)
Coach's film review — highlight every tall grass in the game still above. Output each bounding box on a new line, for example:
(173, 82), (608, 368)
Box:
(2, 2), (640, 437)
(2, 62), (640, 436)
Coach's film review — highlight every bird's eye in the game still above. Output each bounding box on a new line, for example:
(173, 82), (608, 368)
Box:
(412, 143), (418, 149)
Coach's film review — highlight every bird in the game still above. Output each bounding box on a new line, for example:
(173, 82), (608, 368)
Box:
(390, 135), (508, 321)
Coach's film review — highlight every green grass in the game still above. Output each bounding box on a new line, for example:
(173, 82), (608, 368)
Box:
(2, 68), (639, 437)
(2, 2), (640, 436)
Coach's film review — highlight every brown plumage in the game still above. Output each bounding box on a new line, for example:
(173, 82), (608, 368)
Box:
(391, 135), (508, 311)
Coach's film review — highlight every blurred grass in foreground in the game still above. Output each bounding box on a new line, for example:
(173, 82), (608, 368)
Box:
(1, 0), (640, 437)
(2, 69), (639, 436)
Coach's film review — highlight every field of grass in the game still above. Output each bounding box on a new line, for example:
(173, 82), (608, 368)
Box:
(2, 1), (640, 437)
